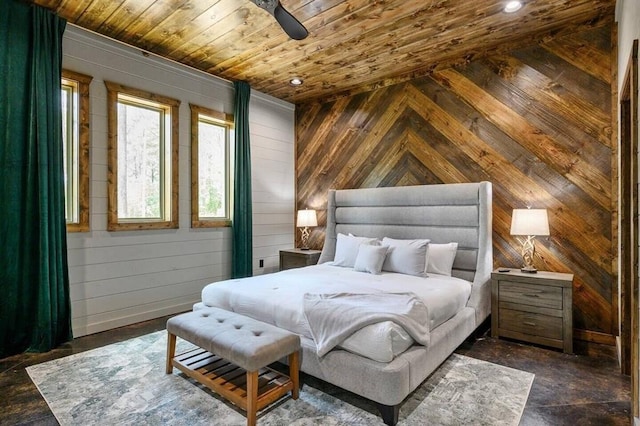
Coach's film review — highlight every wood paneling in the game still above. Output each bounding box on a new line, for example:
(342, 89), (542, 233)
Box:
(32, 0), (616, 104)
(296, 24), (617, 340)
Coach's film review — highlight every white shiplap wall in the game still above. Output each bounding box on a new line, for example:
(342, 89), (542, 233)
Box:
(63, 25), (295, 337)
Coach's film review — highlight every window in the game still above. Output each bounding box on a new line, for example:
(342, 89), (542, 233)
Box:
(190, 104), (233, 228)
(61, 70), (92, 232)
(105, 81), (179, 231)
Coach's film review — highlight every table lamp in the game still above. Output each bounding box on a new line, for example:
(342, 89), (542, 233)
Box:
(297, 209), (317, 250)
(510, 208), (550, 273)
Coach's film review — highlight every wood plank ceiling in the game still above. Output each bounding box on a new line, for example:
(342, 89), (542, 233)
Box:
(31, 0), (616, 104)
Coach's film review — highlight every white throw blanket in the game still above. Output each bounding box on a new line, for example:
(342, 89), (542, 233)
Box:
(303, 292), (430, 357)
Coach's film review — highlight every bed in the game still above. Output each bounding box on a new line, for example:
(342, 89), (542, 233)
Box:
(196, 181), (493, 425)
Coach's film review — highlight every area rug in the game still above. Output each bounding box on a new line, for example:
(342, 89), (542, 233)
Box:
(27, 331), (534, 425)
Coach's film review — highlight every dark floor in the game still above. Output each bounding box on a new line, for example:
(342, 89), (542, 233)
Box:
(0, 317), (631, 425)
(456, 334), (631, 425)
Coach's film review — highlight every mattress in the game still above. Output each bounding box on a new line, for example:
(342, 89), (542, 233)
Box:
(199, 264), (472, 362)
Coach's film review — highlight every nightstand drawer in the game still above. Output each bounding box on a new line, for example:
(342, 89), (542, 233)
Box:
(499, 308), (563, 340)
(499, 282), (562, 309)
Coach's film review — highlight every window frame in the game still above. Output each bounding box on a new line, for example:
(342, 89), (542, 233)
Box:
(105, 81), (180, 231)
(62, 69), (92, 233)
(190, 104), (233, 228)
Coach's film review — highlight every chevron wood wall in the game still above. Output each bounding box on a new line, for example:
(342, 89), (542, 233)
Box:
(295, 24), (617, 343)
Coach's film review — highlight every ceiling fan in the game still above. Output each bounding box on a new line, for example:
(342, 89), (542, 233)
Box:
(251, 0), (308, 40)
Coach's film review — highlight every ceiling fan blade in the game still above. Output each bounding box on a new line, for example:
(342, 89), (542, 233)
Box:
(273, 4), (308, 40)
(251, 0), (308, 40)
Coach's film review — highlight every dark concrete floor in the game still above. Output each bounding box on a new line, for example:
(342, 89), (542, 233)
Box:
(0, 316), (631, 425)
(456, 334), (631, 425)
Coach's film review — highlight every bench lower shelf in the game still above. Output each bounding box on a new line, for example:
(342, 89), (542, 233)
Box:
(170, 345), (298, 425)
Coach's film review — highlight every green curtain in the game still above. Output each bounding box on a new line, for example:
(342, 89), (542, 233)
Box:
(0, 1), (72, 358)
(232, 81), (253, 278)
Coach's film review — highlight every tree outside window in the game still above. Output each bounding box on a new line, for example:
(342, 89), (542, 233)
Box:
(105, 82), (179, 231)
(61, 70), (91, 232)
(190, 104), (232, 228)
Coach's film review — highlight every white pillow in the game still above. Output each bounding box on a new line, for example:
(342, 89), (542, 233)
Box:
(426, 242), (458, 276)
(333, 233), (379, 268)
(381, 237), (430, 277)
(354, 244), (388, 275)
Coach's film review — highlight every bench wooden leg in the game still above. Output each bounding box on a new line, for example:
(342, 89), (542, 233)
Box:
(246, 370), (258, 426)
(166, 332), (176, 374)
(289, 351), (300, 400)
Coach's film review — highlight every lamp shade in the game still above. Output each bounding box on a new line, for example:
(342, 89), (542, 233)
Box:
(297, 209), (317, 228)
(510, 209), (550, 236)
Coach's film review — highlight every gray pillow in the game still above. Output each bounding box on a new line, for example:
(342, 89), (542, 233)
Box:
(332, 233), (379, 268)
(426, 242), (458, 276)
(381, 237), (430, 277)
(354, 244), (389, 275)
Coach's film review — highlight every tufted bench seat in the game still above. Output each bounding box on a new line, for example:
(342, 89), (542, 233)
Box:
(166, 307), (301, 426)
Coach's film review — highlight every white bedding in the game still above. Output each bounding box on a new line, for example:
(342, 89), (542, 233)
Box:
(303, 292), (431, 357)
(200, 264), (472, 362)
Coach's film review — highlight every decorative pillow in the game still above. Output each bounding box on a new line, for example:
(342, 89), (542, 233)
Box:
(426, 242), (458, 276)
(354, 244), (388, 275)
(332, 233), (379, 268)
(381, 237), (430, 277)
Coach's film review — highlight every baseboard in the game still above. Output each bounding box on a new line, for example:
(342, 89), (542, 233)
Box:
(72, 301), (194, 337)
(574, 329), (617, 345)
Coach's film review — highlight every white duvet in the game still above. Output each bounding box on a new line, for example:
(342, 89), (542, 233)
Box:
(200, 264), (472, 362)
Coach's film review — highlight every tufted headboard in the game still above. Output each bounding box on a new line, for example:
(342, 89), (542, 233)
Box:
(318, 182), (493, 290)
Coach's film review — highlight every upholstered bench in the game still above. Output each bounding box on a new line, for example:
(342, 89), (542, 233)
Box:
(166, 308), (301, 426)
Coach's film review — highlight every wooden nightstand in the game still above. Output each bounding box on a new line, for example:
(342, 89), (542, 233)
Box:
(491, 269), (574, 354)
(279, 249), (321, 271)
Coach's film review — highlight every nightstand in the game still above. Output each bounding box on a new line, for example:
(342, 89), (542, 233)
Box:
(491, 269), (574, 353)
(279, 249), (321, 271)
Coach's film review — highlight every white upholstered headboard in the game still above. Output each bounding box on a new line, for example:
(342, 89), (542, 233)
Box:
(318, 182), (493, 290)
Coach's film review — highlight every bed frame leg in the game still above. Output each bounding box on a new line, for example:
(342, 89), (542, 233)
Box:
(376, 403), (399, 426)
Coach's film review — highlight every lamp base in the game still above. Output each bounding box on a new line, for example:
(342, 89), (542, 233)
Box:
(300, 227), (311, 251)
(519, 236), (538, 274)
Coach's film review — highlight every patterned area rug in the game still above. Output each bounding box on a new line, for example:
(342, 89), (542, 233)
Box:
(27, 331), (533, 425)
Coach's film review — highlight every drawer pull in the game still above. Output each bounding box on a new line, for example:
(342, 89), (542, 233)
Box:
(523, 294), (540, 298)
(523, 321), (537, 326)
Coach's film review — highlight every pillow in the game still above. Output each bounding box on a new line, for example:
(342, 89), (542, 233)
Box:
(332, 233), (379, 268)
(381, 237), (430, 277)
(354, 244), (388, 275)
(426, 242), (458, 276)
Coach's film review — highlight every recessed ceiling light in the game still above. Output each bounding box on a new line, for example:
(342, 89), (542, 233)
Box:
(290, 77), (303, 86)
(504, 1), (522, 13)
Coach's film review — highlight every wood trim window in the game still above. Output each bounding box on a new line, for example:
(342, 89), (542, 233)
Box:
(105, 81), (180, 231)
(190, 104), (233, 228)
(62, 70), (92, 232)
